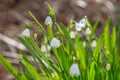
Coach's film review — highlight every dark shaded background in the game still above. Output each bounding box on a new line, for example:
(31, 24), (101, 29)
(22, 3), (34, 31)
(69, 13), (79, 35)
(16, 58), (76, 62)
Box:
(0, 0), (120, 80)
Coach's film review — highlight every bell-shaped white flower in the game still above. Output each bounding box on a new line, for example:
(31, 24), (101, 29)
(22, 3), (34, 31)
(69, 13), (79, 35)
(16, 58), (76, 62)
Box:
(50, 38), (60, 48)
(85, 28), (91, 36)
(75, 22), (82, 31)
(21, 29), (30, 37)
(70, 31), (76, 39)
(45, 16), (53, 25)
(91, 40), (97, 48)
(41, 45), (51, 53)
(79, 18), (86, 28)
(83, 41), (86, 47)
(70, 63), (80, 76)
(106, 63), (111, 71)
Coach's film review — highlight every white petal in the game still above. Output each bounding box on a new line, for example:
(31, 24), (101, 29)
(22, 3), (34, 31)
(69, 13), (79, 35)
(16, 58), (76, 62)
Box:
(70, 63), (80, 76)
(83, 41), (86, 47)
(75, 22), (82, 31)
(79, 18), (86, 28)
(45, 16), (53, 25)
(50, 38), (60, 48)
(85, 28), (91, 36)
(91, 40), (97, 48)
(106, 63), (111, 71)
(41, 45), (46, 53)
(70, 31), (76, 39)
(41, 45), (51, 53)
(21, 29), (30, 37)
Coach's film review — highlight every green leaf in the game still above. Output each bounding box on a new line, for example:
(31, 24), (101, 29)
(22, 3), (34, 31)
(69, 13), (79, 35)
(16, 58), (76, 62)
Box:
(85, 16), (92, 28)
(89, 61), (96, 80)
(93, 34), (104, 60)
(111, 27), (116, 49)
(59, 45), (69, 74)
(75, 35), (86, 70)
(20, 60), (42, 80)
(104, 18), (111, 52)
(60, 23), (76, 54)
(0, 54), (27, 80)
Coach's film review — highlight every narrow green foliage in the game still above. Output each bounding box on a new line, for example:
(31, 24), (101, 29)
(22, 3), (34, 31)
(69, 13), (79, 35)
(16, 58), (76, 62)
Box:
(93, 34), (104, 60)
(0, 54), (27, 80)
(0, 3), (120, 80)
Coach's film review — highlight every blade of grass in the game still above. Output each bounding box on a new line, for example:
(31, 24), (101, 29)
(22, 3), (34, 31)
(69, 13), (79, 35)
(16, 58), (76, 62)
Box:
(93, 34), (104, 60)
(75, 35), (86, 70)
(60, 23), (76, 54)
(19, 60), (42, 80)
(25, 37), (60, 72)
(0, 54), (27, 80)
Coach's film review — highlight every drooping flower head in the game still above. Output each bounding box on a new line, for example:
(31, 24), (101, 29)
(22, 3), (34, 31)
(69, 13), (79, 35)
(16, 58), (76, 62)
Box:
(70, 31), (76, 39)
(21, 28), (30, 37)
(70, 63), (80, 76)
(91, 40), (97, 48)
(45, 16), (53, 25)
(85, 27), (91, 36)
(78, 18), (86, 29)
(50, 37), (60, 48)
(75, 18), (86, 31)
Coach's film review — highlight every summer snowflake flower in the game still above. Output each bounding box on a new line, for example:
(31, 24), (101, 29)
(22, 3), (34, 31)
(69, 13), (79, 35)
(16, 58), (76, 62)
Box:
(83, 41), (86, 47)
(21, 29), (30, 37)
(79, 18), (86, 28)
(75, 18), (86, 31)
(75, 22), (82, 31)
(41, 45), (51, 53)
(50, 38), (60, 48)
(106, 63), (111, 71)
(70, 31), (76, 39)
(70, 63), (80, 76)
(45, 16), (53, 25)
(85, 28), (91, 36)
(91, 40), (97, 48)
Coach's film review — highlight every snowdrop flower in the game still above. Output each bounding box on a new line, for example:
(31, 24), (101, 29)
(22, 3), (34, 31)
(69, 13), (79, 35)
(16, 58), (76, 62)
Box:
(91, 40), (97, 48)
(106, 63), (111, 71)
(21, 29), (30, 37)
(45, 16), (53, 25)
(85, 28), (91, 36)
(70, 31), (76, 39)
(70, 63), (80, 76)
(41, 45), (51, 53)
(50, 38), (60, 48)
(75, 22), (82, 31)
(79, 18), (86, 28)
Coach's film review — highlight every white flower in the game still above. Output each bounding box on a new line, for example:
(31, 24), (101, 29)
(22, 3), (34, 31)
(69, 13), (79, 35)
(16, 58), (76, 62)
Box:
(91, 40), (97, 48)
(70, 31), (76, 39)
(79, 18), (86, 28)
(21, 29), (30, 37)
(85, 28), (91, 36)
(41, 45), (51, 53)
(70, 63), (80, 76)
(50, 38), (60, 48)
(75, 22), (82, 31)
(106, 63), (111, 71)
(83, 41), (86, 47)
(45, 16), (53, 25)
